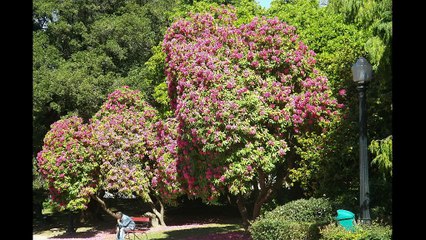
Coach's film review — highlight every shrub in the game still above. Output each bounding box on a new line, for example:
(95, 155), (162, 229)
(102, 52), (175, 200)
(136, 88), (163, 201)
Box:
(320, 222), (392, 240)
(250, 218), (324, 240)
(264, 197), (334, 222)
(250, 198), (333, 240)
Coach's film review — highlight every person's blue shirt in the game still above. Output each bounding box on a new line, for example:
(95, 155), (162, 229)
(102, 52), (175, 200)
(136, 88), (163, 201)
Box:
(118, 214), (135, 230)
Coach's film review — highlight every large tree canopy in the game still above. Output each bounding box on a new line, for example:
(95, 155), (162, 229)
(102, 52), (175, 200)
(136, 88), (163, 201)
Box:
(163, 5), (342, 226)
(89, 87), (182, 225)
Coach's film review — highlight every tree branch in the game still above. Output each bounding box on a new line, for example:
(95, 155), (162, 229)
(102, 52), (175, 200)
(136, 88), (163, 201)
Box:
(91, 194), (116, 218)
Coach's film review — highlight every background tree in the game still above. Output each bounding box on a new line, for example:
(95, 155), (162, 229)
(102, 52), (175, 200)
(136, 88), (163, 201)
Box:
(33, 0), (179, 155)
(327, 0), (392, 139)
(328, 0), (392, 145)
(267, 0), (365, 197)
(164, 5), (342, 227)
(267, 0), (392, 222)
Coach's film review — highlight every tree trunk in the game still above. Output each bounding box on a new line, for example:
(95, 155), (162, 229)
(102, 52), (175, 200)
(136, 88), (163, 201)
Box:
(66, 212), (76, 233)
(251, 170), (273, 220)
(91, 195), (117, 218)
(159, 200), (165, 225)
(34, 202), (43, 219)
(236, 196), (250, 230)
(252, 201), (263, 221)
(251, 167), (288, 221)
(146, 196), (166, 226)
(252, 189), (274, 220)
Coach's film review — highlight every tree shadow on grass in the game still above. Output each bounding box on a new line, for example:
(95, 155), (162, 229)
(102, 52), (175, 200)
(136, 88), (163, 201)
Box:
(149, 225), (243, 240)
(33, 212), (117, 239)
(47, 230), (99, 239)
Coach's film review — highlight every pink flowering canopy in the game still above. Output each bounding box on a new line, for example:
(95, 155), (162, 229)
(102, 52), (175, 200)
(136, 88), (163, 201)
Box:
(36, 116), (97, 211)
(150, 117), (183, 205)
(163, 6), (342, 202)
(90, 86), (181, 204)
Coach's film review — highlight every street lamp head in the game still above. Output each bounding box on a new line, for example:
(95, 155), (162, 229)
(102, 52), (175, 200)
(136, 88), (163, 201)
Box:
(352, 57), (372, 83)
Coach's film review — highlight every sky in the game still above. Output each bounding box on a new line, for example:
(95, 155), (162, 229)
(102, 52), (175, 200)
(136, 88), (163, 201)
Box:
(256, 0), (272, 9)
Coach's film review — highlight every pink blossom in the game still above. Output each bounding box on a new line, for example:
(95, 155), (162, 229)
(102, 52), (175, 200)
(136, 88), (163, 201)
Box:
(251, 61), (259, 68)
(151, 177), (158, 187)
(278, 148), (286, 156)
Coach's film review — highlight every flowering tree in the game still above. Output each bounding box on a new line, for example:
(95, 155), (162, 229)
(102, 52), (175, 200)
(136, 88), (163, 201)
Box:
(90, 86), (181, 226)
(36, 116), (104, 213)
(37, 87), (182, 226)
(163, 6), (342, 227)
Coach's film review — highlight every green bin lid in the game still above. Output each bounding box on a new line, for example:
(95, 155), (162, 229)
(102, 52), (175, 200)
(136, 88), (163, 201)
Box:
(336, 209), (355, 220)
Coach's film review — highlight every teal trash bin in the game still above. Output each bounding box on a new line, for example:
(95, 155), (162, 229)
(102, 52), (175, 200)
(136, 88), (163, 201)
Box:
(335, 209), (355, 231)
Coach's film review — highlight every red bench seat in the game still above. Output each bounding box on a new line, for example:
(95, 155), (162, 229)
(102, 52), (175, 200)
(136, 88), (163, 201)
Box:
(125, 216), (150, 240)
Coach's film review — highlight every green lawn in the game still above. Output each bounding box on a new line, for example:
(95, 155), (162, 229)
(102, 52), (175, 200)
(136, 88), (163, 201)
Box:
(144, 223), (243, 239)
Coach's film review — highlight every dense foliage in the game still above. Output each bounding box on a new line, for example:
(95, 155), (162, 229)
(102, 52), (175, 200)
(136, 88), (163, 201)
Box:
(164, 5), (342, 225)
(266, 0), (363, 193)
(320, 222), (392, 240)
(266, 1), (392, 224)
(33, 157), (48, 218)
(328, 0), (392, 154)
(269, 0), (367, 92)
(369, 135), (392, 178)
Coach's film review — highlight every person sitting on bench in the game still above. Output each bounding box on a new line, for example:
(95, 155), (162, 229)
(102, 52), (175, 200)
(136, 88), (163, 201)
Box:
(115, 211), (136, 240)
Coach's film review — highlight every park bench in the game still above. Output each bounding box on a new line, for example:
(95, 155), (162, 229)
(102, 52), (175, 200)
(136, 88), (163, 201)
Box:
(125, 216), (150, 240)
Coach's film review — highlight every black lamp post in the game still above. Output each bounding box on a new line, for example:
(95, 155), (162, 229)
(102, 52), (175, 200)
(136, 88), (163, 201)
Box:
(351, 57), (372, 224)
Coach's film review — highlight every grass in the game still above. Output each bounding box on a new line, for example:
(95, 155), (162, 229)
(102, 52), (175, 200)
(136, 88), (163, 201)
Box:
(33, 222), (245, 240)
(34, 214), (246, 240)
(34, 199), (249, 239)
(144, 223), (244, 239)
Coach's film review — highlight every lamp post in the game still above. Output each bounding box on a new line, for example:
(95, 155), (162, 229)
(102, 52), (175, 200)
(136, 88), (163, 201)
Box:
(351, 57), (372, 224)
